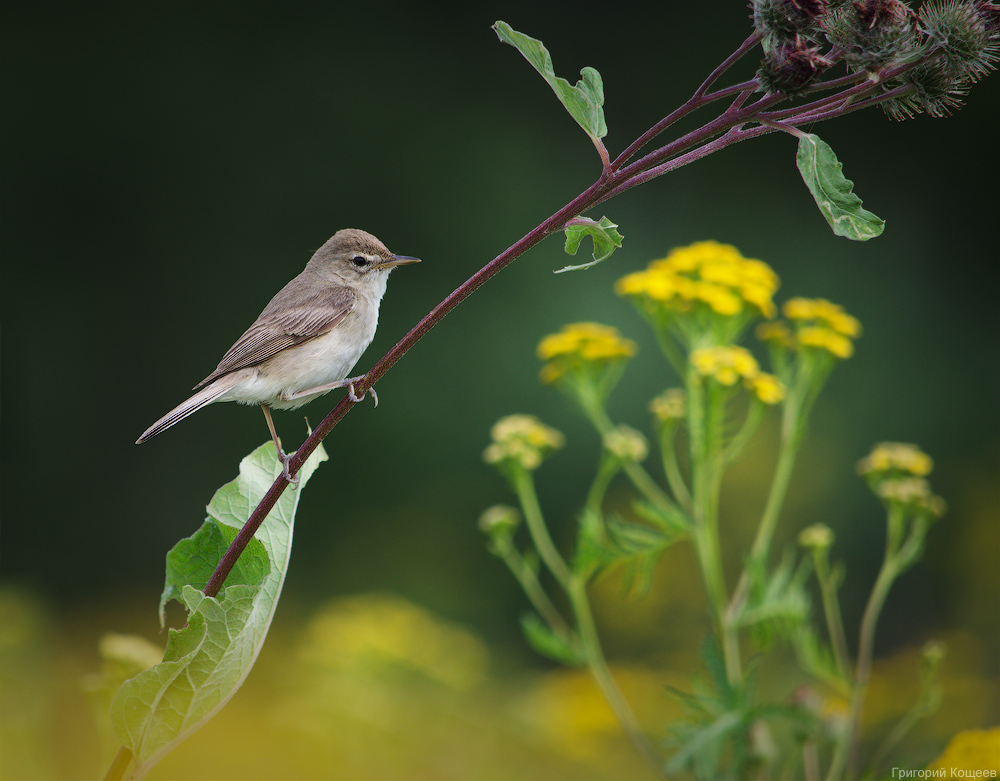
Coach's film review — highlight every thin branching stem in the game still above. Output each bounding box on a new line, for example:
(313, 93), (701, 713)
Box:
(201, 23), (957, 613)
(567, 574), (664, 771)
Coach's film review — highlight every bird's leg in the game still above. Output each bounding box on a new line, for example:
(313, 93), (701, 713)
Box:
(281, 375), (378, 407)
(260, 403), (298, 485)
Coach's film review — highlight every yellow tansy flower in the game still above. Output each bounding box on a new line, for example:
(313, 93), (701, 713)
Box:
(797, 326), (855, 359)
(798, 523), (835, 550)
(749, 372), (785, 404)
(756, 320), (795, 348)
(929, 727), (1000, 776)
(603, 425), (649, 462)
(740, 283), (777, 318)
(691, 345), (760, 386)
(615, 240), (779, 322)
(784, 297), (862, 338)
(857, 442), (934, 477)
(537, 322), (636, 384)
(650, 388), (686, 422)
(484, 414), (565, 471)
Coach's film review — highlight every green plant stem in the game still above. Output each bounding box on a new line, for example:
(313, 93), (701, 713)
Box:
(723, 398), (765, 464)
(585, 454), (621, 517)
(835, 507), (903, 781)
(578, 386), (676, 511)
(687, 375), (740, 683)
(867, 691), (936, 775)
(725, 374), (805, 630)
(513, 470), (573, 590)
(497, 543), (576, 643)
(814, 553), (851, 683)
(567, 574), (663, 774)
(751, 385), (805, 563)
(660, 426), (692, 511)
(104, 747), (133, 781)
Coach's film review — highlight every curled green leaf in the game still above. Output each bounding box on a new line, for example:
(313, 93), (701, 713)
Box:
(493, 21), (607, 142)
(558, 216), (624, 273)
(796, 132), (884, 241)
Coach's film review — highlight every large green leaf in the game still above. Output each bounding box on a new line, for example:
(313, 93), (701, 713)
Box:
(493, 21), (607, 142)
(796, 132), (884, 240)
(110, 441), (327, 778)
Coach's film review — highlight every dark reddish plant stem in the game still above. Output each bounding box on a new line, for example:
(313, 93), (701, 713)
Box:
(202, 33), (936, 601)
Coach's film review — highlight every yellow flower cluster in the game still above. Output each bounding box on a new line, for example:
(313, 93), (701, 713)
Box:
(649, 388), (686, 422)
(929, 728), (1000, 777)
(483, 414), (565, 471)
(798, 523), (835, 551)
(615, 240), (779, 319)
(857, 443), (945, 517)
(784, 298), (862, 337)
(857, 442), (934, 477)
(478, 504), (521, 534)
(690, 345), (785, 404)
(537, 322), (636, 384)
(603, 425), (649, 462)
(691, 345), (757, 385)
(783, 297), (861, 359)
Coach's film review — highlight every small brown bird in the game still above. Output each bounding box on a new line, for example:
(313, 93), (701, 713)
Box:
(136, 229), (419, 480)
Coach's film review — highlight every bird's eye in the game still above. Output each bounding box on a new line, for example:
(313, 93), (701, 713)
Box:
(351, 255), (368, 268)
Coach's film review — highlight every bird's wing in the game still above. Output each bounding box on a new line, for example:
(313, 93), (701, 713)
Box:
(194, 282), (356, 388)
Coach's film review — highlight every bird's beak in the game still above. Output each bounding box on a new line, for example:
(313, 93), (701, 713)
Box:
(377, 255), (421, 269)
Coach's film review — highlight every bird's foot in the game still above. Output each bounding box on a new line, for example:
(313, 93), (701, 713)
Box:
(277, 448), (299, 486)
(345, 376), (378, 407)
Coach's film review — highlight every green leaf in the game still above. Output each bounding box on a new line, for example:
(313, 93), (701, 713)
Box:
(796, 132), (884, 240)
(519, 612), (586, 666)
(572, 507), (610, 578)
(557, 216), (624, 273)
(493, 21), (607, 141)
(110, 441), (327, 776)
(573, 506), (684, 596)
(737, 551), (812, 647)
(792, 625), (848, 692)
(631, 498), (693, 536)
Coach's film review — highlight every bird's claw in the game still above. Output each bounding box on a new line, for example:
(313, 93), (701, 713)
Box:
(278, 450), (299, 486)
(347, 379), (378, 407)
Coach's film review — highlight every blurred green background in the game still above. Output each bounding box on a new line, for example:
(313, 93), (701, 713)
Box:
(2, 3), (997, 779)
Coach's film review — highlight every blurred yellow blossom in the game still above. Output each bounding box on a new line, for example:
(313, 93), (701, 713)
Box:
(298, 593), (488, 691)
(777, 297), (861, 359)
(748, 373), (785, 404)
(928, 727), (1000, 776)
(82, 633), (165, 706)
(691, 345), (760, 386)
(616, 240), (779, 321)
(478, 504), (521, 535)
(858, 444), (945, 517)
(603, 425), (649, 462)
(783, 297), (862, 337)
(857, 442), (934, 477)
(876, 477), (947, 517)
(537, 322), (636, 384)
(690, 346), (785, 403)
(650, 388), (686, 422)
(756, 320), (795, 348)
(799, 523), (835, 550)
(797, 326), (855, 359)
(484, 414), (564, 471)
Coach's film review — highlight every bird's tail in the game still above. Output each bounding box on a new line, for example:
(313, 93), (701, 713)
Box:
(135, 380), (233, 444)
